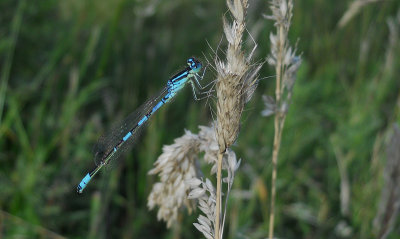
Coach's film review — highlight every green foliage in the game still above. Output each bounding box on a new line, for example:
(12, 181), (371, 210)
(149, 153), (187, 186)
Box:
(0, 0), (399, 238)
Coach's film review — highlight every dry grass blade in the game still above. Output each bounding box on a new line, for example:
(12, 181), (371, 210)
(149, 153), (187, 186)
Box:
(373, 124), (400, 239)
(338, 0), (382, 28)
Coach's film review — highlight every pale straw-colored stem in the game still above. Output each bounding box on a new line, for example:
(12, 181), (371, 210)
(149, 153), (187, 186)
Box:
(268, 118), (279, 239)
(215, 152), (224, 239)
(268, 114), (286, 239)
(268, 21), (286, 239)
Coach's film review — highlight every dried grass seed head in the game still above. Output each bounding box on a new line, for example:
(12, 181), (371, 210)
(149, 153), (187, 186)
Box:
(147, 130), (200, 228)
(215, 0), (261, 153)
(148, 125), (225, 227)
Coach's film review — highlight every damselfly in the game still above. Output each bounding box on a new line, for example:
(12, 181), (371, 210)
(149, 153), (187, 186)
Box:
(77, 57), (205, 193)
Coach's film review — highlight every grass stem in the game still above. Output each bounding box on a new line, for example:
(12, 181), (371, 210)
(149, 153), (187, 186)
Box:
(215, 152), (224, 239)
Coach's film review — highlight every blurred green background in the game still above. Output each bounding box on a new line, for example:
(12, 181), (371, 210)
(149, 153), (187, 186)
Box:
(1, 0), (400, 238)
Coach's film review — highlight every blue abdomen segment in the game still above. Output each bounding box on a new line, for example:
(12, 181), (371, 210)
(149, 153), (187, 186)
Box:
(77, 173), (92, 193)
(151, 101), (164, 112)
(138, 115), (148, 126)
(123, 132), (132, 141)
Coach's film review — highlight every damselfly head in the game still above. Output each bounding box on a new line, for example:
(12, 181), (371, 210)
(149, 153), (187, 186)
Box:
(187, 57), (202, 73)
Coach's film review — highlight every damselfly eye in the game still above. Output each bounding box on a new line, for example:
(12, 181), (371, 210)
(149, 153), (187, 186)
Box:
(187, 58), (194, 66)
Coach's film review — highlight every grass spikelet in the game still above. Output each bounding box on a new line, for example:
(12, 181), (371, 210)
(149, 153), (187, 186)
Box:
(215, 0), (261, 153)
(147, 129), (200, 228)
(213, 0), (262, 238)
(264, 0), (302, 238)
(147, 124), (233, 232)
(147, 121), (242, 239)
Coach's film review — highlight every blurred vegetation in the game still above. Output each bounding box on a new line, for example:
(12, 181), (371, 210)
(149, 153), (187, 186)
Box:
(0, 0), (399, 238)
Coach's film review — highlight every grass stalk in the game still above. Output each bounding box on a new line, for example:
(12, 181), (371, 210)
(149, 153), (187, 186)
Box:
(215, 152), (224, 239)
(265, 1), (301, 238)
(213, 1), (262, 237)
(269, 93), (287, 238)
(268, 116), (284, 238)
(268, 14), (286, 239)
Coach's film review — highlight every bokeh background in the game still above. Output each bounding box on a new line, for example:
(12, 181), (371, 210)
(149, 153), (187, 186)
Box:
(1, 0), (400, 238)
